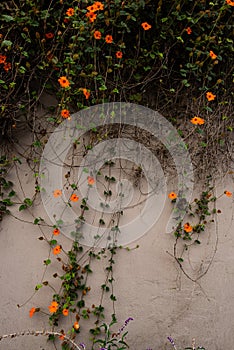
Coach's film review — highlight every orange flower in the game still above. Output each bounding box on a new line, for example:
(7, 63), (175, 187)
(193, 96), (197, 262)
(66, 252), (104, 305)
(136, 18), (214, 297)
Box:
(184, 223), (193, 233)
(83, 88), (90, 99)
(224, 190), (232, 197)
(185, 27), (192, 34)
(168, 192), (177, 200)
(226, 0), (234, 5)
(59, 334), (65, 340)
(61, 109), (70, 119)
(70, 194), (79, 202)
(66, 8), (75, 16)
(116, 51), (123, 59)
(48, 301), (59, 313)
(105, 35), (113, 43)
(190, 116), (205, 125)
(62, 308), (69, 316)
(53, 228), (60, 236)
(29, 307), (36, 318)
(88, 176), (95, 185)
(86, 11), (97, 22)
(45, 32), (54, 39)
(53, 245), (61, 255)
(73, 321), (80, 330)
(58, 76), (70, 88)
(94, 1), (104, 10)
(209, 50), (217, 60)
(206, 91), (216, 101)
(53, 189), (62, 197)
(0, 55), (6, 64)
(141, 22), (151, 30)
(87, 4), (98, 12)
(3, 62), (11, 71)
(94, 30), (102, 39)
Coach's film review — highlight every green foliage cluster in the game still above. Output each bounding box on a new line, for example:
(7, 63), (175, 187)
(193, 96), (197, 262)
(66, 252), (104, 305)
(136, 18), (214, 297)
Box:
(0, 1), (233, 349)
(0, 155), (17, 220)
(0, 0), (233, 136)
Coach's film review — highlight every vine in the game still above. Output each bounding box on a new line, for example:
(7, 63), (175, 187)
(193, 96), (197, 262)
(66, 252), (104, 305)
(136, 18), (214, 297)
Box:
(0, 0), (233, 349)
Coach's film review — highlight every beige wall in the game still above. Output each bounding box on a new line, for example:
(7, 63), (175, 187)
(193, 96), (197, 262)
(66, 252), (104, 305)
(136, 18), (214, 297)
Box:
(0, 128), (233, 350)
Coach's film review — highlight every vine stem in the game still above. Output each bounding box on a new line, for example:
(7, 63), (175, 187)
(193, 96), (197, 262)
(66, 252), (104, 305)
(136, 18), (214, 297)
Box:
(0, 330), (82, 350)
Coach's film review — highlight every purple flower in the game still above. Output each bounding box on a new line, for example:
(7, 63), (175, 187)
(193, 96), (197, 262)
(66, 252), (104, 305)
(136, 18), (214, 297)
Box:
(167, 337), (175, 345)
(125, 317), (134, 324)
(167, 336), (177, 349)
(117, 316), (134, 336)
(79, 343), (86, 349)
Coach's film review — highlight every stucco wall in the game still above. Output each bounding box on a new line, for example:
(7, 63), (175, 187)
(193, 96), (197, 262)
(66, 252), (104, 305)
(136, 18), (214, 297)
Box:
(0, 126), (233, 350)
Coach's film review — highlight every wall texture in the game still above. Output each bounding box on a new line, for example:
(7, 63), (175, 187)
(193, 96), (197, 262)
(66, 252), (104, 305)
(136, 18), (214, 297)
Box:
(0, 127), (233, 350)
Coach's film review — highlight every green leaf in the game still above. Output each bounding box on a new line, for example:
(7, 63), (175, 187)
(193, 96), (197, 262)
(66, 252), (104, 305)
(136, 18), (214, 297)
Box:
(50, 239), (57, 246)
(2, 198), (13, 206)
(89, 327), (101, 335)
(13, 157), (22, 164)
(1, 15), (14, 22)
(48, 334), (55, 341)
(35, 284), (43, 290)
(44, 259), (51, 265)
(176, 36), (184, 43)
(19, 204), (27, 211)
(9, 82), (16, 88)
(81, 309), (89, 319)
(204, 106), (213, 112)
(77, 300), (85, 308)
(195, 239), (201, 244)
(8, 190), (16, 197)
(112, 88), (119, 93)
(32, 140), (42, 147)
(56, 219), (64, 226)
(19, 66), (26, 74)
(182, 79), (190, 87)
(24, 198), (33, 206)
(99, 218), (105, 225)
(99, 84), (107, 91)
(34, 217), (41, 224)
(47, 117), (56, 122)
(1, 40), (13, 48)
(101, 284), (110, 292)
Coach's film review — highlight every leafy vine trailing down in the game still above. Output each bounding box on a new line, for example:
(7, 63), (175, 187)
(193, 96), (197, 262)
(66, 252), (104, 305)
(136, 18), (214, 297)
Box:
(0, 0), (233, 177)
(0, 133), (233, 349)
(167, 177), (233, 284)
(0, 0), (234, 349)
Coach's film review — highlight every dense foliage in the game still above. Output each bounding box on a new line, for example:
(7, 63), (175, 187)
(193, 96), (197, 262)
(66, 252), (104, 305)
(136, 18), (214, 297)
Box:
(0, 1), (233, 349)
(0, 0), (233, 136)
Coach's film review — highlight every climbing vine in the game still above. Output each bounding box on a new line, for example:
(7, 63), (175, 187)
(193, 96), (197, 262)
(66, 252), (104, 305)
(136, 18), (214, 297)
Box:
(0, 0), (233, 349)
